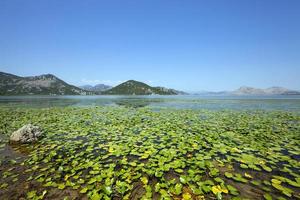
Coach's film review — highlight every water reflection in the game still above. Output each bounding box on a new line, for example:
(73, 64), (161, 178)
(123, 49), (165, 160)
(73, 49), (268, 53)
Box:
(114, 99), (150, 108)
(0, 96), (79, 108)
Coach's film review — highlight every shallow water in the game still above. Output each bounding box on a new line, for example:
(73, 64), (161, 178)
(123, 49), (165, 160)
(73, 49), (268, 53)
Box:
(0, 95), (300, 111)
(0, 98), (300, 199)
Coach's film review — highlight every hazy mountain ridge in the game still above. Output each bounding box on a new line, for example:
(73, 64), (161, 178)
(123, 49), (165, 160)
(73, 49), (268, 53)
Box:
(0, 72), (92, 95)
(103, 80), (184, 95)
(232, 86), (300, 95)
(79, 84), (112, 92)
(193, 86), (300, 95)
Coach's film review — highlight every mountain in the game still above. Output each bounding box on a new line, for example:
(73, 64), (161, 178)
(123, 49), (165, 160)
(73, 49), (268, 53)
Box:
(264, 87), (300, 95)
(79, 84), (112, 92)
(232, 86), (265, 95)
(192, 86), (300, 96)
(0, 72), (92, 95)
(103, 80), (185, 95)
(232, 86), (300, 95)
(3, 71), (296, 96)
(79, 85), (94, 91)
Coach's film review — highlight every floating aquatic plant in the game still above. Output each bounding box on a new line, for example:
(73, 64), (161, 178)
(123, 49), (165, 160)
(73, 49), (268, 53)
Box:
(0, 107), (299, 199)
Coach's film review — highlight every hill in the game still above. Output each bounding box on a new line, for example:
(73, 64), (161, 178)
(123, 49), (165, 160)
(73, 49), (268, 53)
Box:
(103, 80), (184, 95)
(0, 72), (92, 95)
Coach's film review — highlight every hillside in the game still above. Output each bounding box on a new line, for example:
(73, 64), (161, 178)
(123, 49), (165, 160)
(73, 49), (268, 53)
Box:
(103, 80), (182, 95)
(0, 72), (92, 95)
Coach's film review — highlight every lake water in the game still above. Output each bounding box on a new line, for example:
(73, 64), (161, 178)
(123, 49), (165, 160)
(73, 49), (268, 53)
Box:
(1, 95), (300, 111)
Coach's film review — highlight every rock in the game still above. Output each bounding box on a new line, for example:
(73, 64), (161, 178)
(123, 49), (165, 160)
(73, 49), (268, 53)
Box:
(10, 124), (43, 143)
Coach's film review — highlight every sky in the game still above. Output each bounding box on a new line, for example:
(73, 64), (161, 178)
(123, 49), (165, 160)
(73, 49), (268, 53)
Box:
(0, 0), (300, 92)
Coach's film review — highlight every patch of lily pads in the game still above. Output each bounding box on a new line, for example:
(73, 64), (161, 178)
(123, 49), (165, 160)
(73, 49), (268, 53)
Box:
(0, 107), (299, 199)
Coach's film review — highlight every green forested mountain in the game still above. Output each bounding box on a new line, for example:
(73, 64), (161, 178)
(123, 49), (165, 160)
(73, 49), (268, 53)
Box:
(103, 80), (184, 95)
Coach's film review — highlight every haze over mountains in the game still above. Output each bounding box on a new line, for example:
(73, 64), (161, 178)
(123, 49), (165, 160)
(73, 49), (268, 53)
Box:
(0, 71), (299, 96)
(79, 84), (112, 92)
(194, 86), (300, 95)
(232, 86), (300, 95)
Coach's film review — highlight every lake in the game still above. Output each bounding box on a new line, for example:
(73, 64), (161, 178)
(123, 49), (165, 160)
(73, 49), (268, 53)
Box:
(0, 95), (300, 111)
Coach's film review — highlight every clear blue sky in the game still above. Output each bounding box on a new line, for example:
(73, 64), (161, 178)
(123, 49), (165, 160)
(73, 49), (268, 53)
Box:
(0, 0), (299, 91)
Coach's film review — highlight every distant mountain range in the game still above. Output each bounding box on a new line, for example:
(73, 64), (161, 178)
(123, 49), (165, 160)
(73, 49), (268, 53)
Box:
(79, 84), (112, 92)
(1, 71), (299, 96)
(193, 86), (300, 95)
(0, 72), (184, 95)
(232, 86), (300, 95)
(0, 72), (91, 95)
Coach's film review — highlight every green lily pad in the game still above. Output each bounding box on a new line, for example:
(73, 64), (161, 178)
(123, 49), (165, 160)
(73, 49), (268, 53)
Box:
(263, 193), (272, 200)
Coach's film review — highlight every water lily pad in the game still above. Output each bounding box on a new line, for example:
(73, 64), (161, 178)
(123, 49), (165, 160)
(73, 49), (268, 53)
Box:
(227, 184), (239, 196)
(272, 183), (293, 197)
(182, 192), (192, 200)
(141, 177), (148, 185)
(225, 172), (233, 178)
(212, 185), (228, 194)
(263, 193), (272, 200)
(174, 183), (182, 195)
(80, 187), (88, 194)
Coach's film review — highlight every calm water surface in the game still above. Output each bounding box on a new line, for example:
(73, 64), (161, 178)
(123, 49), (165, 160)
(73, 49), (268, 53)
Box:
(0, 95), (300, 111)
